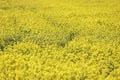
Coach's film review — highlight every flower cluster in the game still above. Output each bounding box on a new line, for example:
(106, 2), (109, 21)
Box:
(0, 0), (120, 80)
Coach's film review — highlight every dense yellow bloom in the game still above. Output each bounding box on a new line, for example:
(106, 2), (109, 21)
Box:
(0, 0), (120, 80)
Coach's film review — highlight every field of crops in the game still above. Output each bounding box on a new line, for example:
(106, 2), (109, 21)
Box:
(0, 0), (120, 80)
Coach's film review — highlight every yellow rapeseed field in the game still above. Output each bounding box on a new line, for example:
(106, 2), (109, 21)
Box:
(0, 0), (120, 80)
